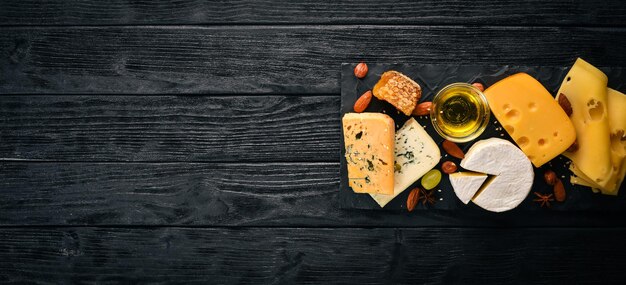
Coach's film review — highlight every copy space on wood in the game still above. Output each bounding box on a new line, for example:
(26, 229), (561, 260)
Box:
(2, 26), (626, 94)
(1, 161), (625, 227)
(0, 227), (624, 283)
(1, 0), (625, 26)
(0, 95), (339, 162)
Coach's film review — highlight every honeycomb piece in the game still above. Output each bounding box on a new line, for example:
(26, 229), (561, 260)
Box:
(372, 71), (422, 116)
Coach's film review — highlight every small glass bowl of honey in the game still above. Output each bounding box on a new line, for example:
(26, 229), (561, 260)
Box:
(430, 83), (490, 143)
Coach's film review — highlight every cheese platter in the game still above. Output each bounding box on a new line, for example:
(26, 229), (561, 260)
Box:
(339, 62), (626, 212)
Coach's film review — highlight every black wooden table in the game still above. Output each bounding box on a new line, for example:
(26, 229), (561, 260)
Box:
(1, 1), (626, 283)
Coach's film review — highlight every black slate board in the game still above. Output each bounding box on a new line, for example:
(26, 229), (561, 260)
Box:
(340, 63), (626, 212)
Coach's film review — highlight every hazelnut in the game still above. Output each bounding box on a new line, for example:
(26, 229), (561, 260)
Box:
(441, 161), (457, 174)
(544, 170), (557, 186)
(472, 82), (485, 92)
(354, 62), (368, 79)
(558, 93), (573, 117)
(567, 140), (579, 153)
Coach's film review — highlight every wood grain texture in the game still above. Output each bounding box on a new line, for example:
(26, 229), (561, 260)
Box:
(1, 227), (625, 284)
(0, 95), (339, 162)
(0, 162), (338, 225)
(1, 161), (625, 227)
(1, 0), (625, 26)
(2, 26), (626, 94)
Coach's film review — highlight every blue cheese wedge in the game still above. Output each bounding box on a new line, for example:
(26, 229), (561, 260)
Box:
(370, 118), (440, 207)
(342, 113), (395, 195)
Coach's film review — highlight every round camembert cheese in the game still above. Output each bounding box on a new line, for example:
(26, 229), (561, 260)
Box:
(449, 172), (488, 205)
(456, 138), (534, 212)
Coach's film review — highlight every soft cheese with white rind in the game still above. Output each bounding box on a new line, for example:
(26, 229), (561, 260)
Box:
(370, 118), (440, 207)
(460, 138), (534, 212)
(459, 138), (517, 176)
(449, 172), (489, 204)
(472, 172), (533, 212)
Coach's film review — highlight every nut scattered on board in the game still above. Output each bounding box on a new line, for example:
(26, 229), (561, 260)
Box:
(544, 169), (558, 186)
(472, 82), (485, 92)
(442, 140), (465, 159)
(558, 93), (573, 116)
(353, 90), (372, 113)
(553, 179), (566, 202)
(354, 62), (368, 79)
(567, 140), (579, 153)
(412, 101), (433, 116)
(441, 161), (457, 174)
(407, 188), (420, 212)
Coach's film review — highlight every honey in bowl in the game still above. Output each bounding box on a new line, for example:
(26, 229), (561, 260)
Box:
(430, 83), (490, 143)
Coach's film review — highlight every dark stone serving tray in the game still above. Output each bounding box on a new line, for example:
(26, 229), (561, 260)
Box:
(340, 63), (626, 212)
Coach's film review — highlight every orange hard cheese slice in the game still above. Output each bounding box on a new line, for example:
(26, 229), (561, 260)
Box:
(483, 73), (576, 167)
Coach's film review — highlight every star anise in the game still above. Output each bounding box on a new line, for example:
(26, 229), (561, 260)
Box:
(533, 192), (554, 208)
(420, 188), (436, 205)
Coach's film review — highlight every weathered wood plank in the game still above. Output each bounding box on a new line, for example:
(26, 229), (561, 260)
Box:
(0, 162), (339, 225)
(0, 95), (339, 162)
(2, 26), (626, 94)
(1, 0), (625, 26)
(0, 162), (624, 227)
(0, 227), (625, 284)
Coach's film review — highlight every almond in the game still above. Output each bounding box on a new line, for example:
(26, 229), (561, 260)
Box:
(353, 90), (372, 113)
(354, 62), (368, 79)
(567, 140), (579, 153)
(472, 82), (485, 92)
(412, 101), (432, 116)
(553, 178), (566, 202)
(558, 93), (573, 116)
(407, 188), (420, 212)
(442, 140), (465, 159)
(544, 169), (557, 186)
(441, 161), (457, 174)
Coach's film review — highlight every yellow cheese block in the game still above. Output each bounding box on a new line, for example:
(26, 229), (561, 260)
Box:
(569, 88), (626, 195)
(556, 58), (614, 188)
(569, 159), (624, 195)
(608, 88), (626, 153)
(611, 159), (626, 195)
(342, 113), (395, 195)
(483, 73), (576, 167)
(605, 88), (626, 194)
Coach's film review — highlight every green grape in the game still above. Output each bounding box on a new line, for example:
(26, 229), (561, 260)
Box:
(421, 169), (442, 190)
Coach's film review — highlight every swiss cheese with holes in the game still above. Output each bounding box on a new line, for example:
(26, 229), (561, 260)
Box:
(484, 73), (576, 167)
(556, 58), (614, 188)
(342, 113), (395, 195)
(569, 88), (626, 195)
